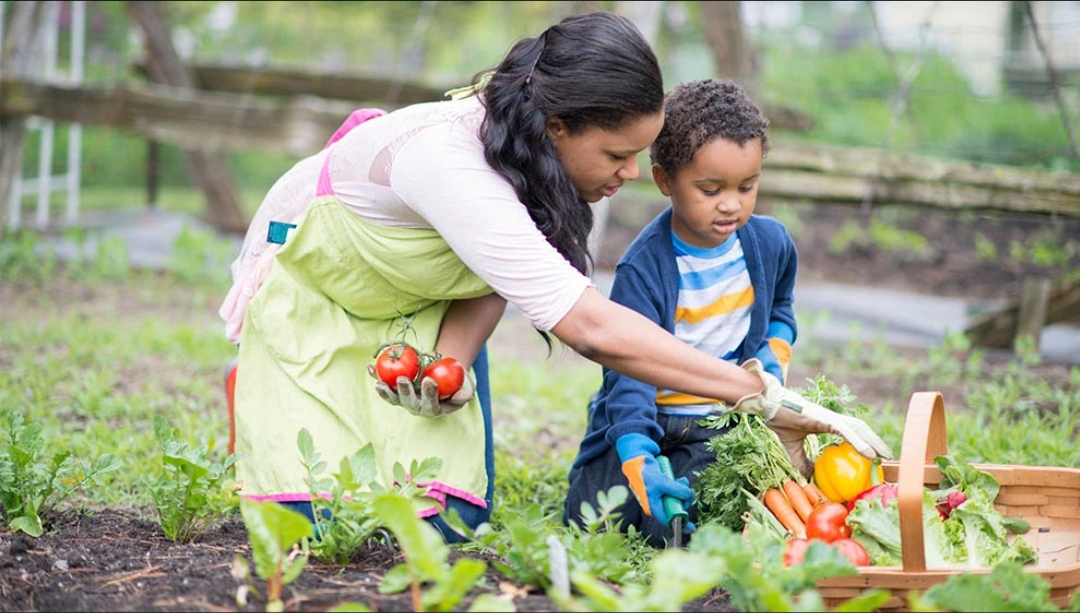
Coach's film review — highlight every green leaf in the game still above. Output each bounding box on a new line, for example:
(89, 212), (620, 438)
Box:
(240, 499), (312, 584)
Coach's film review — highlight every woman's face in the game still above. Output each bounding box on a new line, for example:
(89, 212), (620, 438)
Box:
(546, 111), (664, 203)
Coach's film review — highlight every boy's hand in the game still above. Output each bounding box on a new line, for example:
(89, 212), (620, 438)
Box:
(615, 433), (697, 531)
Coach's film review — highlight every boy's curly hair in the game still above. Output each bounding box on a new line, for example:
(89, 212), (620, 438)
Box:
(650, 79), (770, 177)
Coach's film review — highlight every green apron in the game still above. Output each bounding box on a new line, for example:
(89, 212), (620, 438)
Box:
(234, 196), (494, 515)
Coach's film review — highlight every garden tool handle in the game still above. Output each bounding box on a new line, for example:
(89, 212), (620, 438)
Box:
(656, 455), (689, 528)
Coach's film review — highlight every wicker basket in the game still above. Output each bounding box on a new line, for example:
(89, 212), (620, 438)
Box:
(816, 391), (1080, 611)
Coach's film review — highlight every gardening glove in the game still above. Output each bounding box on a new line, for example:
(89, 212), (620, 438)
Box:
(733, 359), (894, 479)
(615, 433), (697, 532)
(366, 365), (475, 419)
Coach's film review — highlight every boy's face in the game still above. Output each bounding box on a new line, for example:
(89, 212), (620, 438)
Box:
(653, 136), (763, 249)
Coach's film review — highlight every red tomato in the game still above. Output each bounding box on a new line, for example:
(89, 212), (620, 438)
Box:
(422, 357), (465, 399)
(831, 538), (870, 566)
(805, 502), (852, 543)
(373, 344), (420, 388)
(782, 537), (811, 567)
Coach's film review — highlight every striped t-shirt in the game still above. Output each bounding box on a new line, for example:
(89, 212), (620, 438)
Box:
(656, 230), (752, 416)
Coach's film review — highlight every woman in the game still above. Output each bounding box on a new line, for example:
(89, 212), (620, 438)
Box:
(220, 10), (891, 543)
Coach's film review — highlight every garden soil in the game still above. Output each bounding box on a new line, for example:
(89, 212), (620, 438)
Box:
(2, 200), (1079, 612)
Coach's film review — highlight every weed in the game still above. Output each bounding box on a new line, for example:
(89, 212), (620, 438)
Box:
(143, 415), (239, 542)
(0, 406), (121, 536)
(296, 431), (387, 564)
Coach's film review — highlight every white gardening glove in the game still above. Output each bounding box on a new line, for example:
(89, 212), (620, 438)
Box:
(366, 365), (475, 418)
(732, 359), (894, 478)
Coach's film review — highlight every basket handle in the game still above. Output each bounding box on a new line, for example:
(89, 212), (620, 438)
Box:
(897, 391), (950, 571)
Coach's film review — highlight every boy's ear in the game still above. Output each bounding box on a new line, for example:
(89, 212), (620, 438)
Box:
(652, 163), (673, 197)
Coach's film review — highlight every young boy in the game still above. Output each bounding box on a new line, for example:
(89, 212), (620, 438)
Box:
(562, 79), (799, 547)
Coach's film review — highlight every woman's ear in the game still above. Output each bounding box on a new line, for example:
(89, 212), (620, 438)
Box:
(652, 163), (673, 197)
(545, 117), (567, 141)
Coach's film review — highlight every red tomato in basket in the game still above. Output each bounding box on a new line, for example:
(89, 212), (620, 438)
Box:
(805, 502), (852, 543)
(782, 537), (811, 567)
(832, 538), (870, 566)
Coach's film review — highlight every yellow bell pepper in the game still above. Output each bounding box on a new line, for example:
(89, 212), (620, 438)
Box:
(813, 441), (884, 504)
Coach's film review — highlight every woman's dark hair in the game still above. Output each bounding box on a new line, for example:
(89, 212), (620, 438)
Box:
(650, 79), (770, 178)
(477, 11), (664, 277)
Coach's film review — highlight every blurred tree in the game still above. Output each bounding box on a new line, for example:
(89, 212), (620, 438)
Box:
(698, 0), (759, 98)
(127, 0), (247, 233)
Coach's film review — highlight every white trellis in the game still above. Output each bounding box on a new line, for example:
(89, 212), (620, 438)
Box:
(1, 0), (85, 231)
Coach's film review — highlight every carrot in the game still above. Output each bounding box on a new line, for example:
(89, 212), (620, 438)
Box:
(803, 482), (830, 509)
(763, 487), (806, 539)
(783, 479), (816, 523)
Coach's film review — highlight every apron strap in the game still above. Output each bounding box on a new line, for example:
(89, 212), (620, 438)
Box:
(317, 108), (388, 197)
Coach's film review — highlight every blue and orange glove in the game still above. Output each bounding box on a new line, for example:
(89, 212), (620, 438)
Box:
(615, 433), (696, 532)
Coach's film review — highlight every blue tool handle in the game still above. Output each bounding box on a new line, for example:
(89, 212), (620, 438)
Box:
(656, 455), (689, 526)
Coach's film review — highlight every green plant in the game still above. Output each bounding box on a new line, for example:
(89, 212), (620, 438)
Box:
(465, 486), (644, 594)
(0, 230), (51, 281)
(88, 236), (131, 282)
(234, 498), (313, 613)
(974, 231), (999, 261)
(143, 415), (239, 542)
(373, 492), (490, 612)
(169, 225), (236, 285)
(0, 406), (121, 536)
(867, 219), (930, 256)
(827, 220), (867, 255)
(297, 431), (385, 564)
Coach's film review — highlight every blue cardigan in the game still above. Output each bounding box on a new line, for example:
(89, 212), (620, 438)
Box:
(570, 207), (799, 468)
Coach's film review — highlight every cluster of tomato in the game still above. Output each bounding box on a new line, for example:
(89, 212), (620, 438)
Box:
(782, 501), (870, 567)
(372, 342), (465, 400)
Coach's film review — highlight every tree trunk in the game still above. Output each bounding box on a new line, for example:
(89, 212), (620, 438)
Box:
(698, 1), (758, 97)
(126, 1), (248, 234)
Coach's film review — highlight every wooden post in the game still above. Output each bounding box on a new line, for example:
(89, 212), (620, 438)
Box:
(1015, 277), (1052, 354)
(146, 139), (159, 210)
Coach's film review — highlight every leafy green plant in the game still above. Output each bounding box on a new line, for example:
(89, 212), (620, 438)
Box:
(234, 498), (313, 613)
(143, 415), (239, 542)
(0, 406), (121, 536)
(169, 225), (235, 285)
(974, 231), (999, 262)
(297, 430), (386, 564)
(88, 236), (131, 282)
(867, 218), (930, 256)
(465, 486), (644, 593)
(373, 492), (490, 612)
(0, 230), (55, 282)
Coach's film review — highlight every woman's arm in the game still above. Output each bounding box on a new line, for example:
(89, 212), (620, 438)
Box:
(434, 292), (507, 371)
(551, 287), (763, 403)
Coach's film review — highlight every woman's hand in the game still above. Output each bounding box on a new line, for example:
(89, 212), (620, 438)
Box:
(366, 365), (475, 418)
